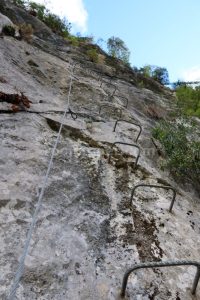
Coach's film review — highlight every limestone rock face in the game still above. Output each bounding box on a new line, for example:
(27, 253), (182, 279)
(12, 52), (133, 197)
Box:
(0, 3), (200, 300)
(0, 12), (13, 33)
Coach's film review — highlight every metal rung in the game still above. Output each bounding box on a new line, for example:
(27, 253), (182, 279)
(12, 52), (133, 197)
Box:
(101, 81), (117, 96)
(116, 95), (129, 108)
(110, 84), (117, 96)
(73, 64), (102, 82)
(130, 184), (177, 212)
(113, 119), (142, 142)
(89, 69), (103, 82)
(108, 142), (141, 168)
(100, 76), (112, 87)
(99, 104), (122, 118)
(121, 260), (200, 297)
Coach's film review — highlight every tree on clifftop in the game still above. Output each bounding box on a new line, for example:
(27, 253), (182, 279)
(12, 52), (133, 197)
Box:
(139, 65), (169, 85)
(152, 67), (169, 85)
(107, 36), (130, 65)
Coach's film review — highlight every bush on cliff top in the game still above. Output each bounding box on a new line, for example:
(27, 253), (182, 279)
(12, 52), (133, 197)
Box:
(13, 0), (71, 37)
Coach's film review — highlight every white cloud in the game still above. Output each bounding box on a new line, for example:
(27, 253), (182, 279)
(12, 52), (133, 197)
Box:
(33, 0), (88, 34)
(182, 66), (200, 82)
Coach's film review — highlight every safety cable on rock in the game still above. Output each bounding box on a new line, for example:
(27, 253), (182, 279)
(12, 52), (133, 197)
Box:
(67, 108), (78, 120)
(8, 64), (76, 300)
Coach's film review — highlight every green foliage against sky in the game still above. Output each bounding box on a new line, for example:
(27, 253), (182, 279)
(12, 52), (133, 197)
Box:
(107, 36), (130, 65)
(138, 65), (169, 85)
(176, 85), (200, 118)
(14, 0), (71, 37)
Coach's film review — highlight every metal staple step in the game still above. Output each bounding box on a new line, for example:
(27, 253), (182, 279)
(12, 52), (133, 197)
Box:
(121, 260), (200, 297)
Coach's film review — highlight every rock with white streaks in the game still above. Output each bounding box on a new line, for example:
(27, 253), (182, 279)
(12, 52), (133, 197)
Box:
(0, 2), (200, 300)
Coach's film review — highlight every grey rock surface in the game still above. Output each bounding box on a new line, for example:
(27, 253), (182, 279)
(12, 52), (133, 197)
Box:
(0, 10), (200, 300)
(0, 12), (13, 33)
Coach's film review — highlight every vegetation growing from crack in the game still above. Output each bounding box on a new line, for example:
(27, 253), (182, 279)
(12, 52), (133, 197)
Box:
(152, 118), (200, 194)
(2, 25), (15, 36)
(19, 23), (33, 42)
(13, 0), (71, 37)
(86, 49), (99, 63)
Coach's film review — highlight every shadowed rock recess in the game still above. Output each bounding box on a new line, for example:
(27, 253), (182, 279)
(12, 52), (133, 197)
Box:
(0, 2), (200, 300)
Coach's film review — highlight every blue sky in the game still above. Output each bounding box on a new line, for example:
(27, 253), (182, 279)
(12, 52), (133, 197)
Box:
(35, 0), (200, 82)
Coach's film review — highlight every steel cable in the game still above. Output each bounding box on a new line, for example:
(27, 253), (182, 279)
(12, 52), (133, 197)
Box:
(8, 66), (75, 300)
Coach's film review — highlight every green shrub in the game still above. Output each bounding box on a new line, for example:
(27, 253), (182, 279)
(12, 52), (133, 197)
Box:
(2, 25), (16, 37)
(107, 36), (130, 65)
(194, 108), (200, 117)
(13, 0), (27, 8)
(67, 35), (79, 46)
(138, 65), (169, 85)
(78, 36), (94, 44)
(43, 14), (71, 37)
(86, 49), (99, 63)
(29, 1), (46, 20)
(152, 119), (200, 193)
(14, 0), (71, 37)
(176, 85), (200, 118)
